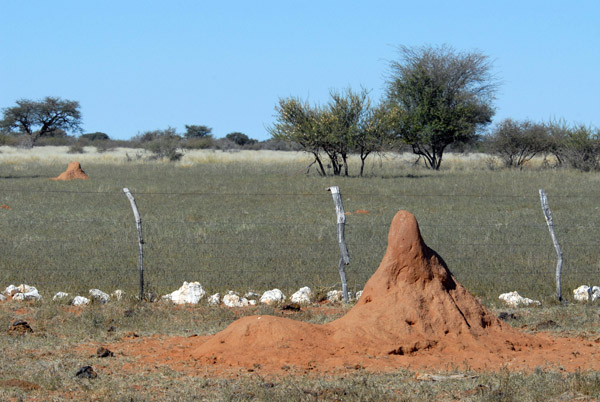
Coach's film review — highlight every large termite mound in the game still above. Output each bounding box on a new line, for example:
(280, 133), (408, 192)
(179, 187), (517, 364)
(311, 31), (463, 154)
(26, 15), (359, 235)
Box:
(51, 161), (90, 181)
(327, 211), (527, 355)
(191, 211), (541, 370)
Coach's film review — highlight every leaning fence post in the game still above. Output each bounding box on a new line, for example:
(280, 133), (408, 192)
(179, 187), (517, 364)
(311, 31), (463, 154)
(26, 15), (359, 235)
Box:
(539, 189), (563, 302)
(327, 186), (350, 303)
(123, 188), (145, 300)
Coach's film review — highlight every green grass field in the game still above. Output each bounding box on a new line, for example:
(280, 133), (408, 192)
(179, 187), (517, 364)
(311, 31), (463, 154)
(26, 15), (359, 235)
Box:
(1, 147), (599, 305)
(2, 147), (600, 400)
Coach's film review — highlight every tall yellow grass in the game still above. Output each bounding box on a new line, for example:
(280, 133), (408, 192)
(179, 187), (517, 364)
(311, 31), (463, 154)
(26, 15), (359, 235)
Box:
(0, 145), (553, 171)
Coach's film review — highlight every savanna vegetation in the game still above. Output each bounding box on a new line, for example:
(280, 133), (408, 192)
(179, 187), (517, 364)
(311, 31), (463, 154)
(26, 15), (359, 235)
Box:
(1, 149), (600, 400)
(1, 43), (599, 400)
(0, 149), (599, 303)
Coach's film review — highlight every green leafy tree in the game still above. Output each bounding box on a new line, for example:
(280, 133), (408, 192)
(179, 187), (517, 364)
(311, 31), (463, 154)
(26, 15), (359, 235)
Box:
(269, 97), (327, 175)
(386, 45), (497, 169)
(0, 97), (82, 147)
(270, 89), (377, 176)
(355, 102), (398, 176)
(320, 88), (370, 176)
(184, 125), (212, 139)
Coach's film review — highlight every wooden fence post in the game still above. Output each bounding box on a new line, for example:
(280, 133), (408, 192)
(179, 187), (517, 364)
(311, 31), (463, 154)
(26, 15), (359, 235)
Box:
(123, 188), (145, 300)
(327, 186), (350, 303)
(539, 189), (563, 302)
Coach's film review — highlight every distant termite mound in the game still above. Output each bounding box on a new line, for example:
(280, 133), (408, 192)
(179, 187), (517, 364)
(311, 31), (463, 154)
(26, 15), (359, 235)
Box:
(190, 211), (544, 371)
(51, 162), (90, 181)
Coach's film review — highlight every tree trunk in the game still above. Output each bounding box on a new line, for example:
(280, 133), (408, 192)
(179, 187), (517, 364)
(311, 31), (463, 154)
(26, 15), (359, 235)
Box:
(341, 153), (349, 176)
(308, 151), (326, 176)
(359, 150), (370, 177)
(314, 154), (326, 176)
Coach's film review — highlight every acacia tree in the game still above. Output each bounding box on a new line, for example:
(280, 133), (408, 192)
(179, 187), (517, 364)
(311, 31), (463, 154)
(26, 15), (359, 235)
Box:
(355, 102), (397, 176)
(320, 88), (370, 176)
(184, 124), (212, 139)
(269, 97), (327, 175)
(270, 90), (375, 176)
(0, 97), (82, 147)
(386, 45), (497, 169)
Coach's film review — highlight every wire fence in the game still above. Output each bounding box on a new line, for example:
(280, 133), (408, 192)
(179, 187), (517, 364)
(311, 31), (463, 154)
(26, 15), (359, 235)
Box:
(1, 186), (599, 302)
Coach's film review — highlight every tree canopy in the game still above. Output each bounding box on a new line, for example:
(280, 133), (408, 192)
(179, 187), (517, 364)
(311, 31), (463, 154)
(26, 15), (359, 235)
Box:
(226, 132), (255, 146)
(184, 125), (212, 139)
(0, 97), (82, 147)
(269, 89), (382, 176)
(270, 97), (327, 175)
(386, 44), (497, 169)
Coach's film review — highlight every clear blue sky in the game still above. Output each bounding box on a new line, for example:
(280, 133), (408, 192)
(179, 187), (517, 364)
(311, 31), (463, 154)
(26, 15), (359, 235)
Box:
(1, 0), (598, 141)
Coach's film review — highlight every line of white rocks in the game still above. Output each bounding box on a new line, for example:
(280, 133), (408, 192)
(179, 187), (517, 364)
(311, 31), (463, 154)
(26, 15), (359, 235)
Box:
(160, 282), (364, 306)
(4, 283), (597, 307)
(0, 282), (363, 307)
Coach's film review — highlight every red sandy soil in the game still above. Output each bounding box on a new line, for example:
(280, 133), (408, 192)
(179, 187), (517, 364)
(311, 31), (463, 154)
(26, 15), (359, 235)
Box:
(0, 204), (11, 210)
(345, 209), (369, 215)
(51, 161), (90, 181)
(104, 211), (600, 376)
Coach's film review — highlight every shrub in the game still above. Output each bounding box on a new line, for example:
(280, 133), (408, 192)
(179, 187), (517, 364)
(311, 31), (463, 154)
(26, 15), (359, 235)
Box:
(35, 135), (76, 147)
(133, 127), (183, 161)
(182, 137), (214, 150)
(225, 132), (256, 146)
(487, 119), (549, 168)
(67, 142), (86, 154)
(0, 133), (19, 146)
(562, 125), (600, 172)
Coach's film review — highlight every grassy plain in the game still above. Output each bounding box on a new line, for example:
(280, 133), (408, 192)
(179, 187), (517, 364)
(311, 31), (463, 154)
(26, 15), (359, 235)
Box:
(1, 146), (600, 400)
(1, 146), (599, 304)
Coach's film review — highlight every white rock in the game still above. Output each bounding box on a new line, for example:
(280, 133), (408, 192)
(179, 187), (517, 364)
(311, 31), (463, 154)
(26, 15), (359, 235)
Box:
(0, 294), (5, 301)
(72, 296), (90, 306)
(354, 290), (363, 301)
(260, 289), (286, 305)
(573, 285), (600, 302)
(18, 284), (38, 294)
(3, 284), (19, 296)
(11, 285), (42, 301)
(53, 292), (70, 301)
(498, 291), (541, 307)
(207, 293), (221, 306)
(223, 291), (249, 307)
(592, 286), (600, 301)
(249, 299), (257, 306)
(89, 289), (110, 304)
(112, 290), (125, 301)
(162, 281), (206, 305)
(290, 287), (312, 304)
(326, 290), (343, 303)
(4, 284), (39, 297)
(574, 285), (591, 302)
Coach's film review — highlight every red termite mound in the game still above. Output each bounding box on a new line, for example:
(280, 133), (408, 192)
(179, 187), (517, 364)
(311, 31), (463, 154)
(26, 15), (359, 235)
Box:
(190, 211), (544, 371)
(51, 162), (90, 181)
